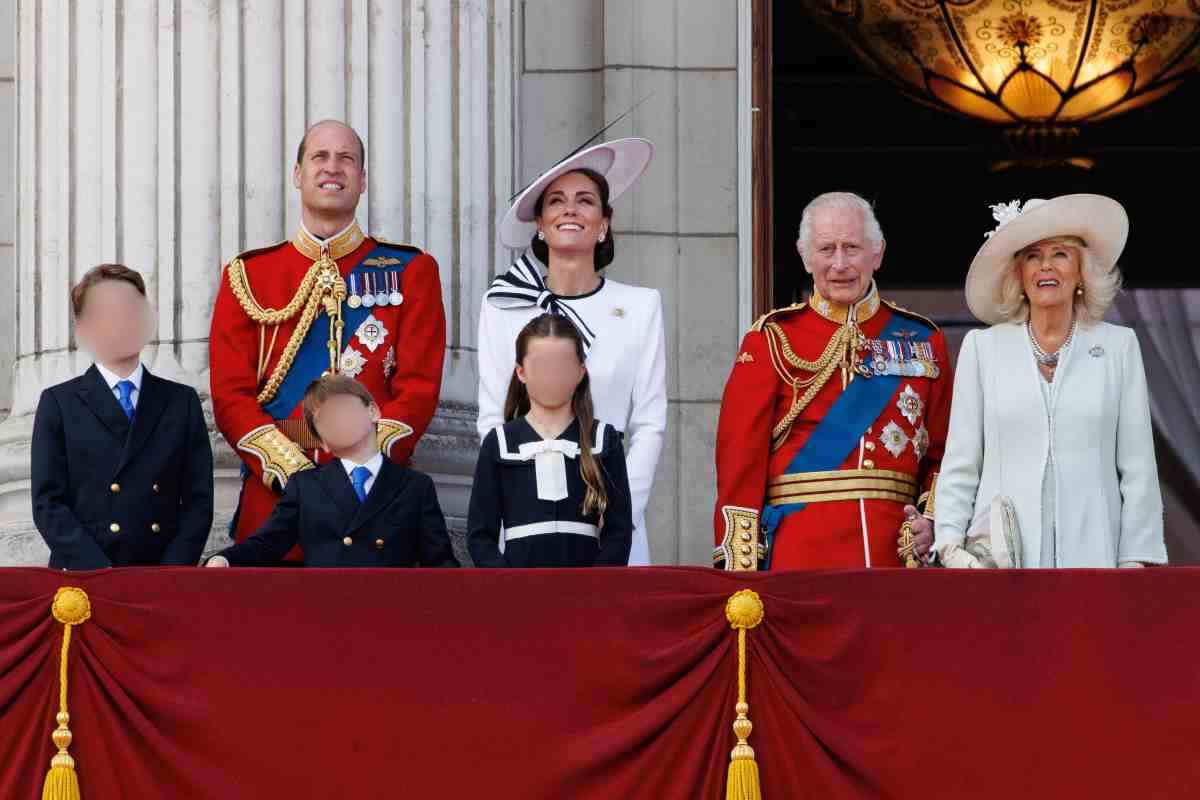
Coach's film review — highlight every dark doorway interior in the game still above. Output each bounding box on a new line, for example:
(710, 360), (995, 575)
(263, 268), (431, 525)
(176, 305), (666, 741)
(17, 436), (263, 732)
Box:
(771, 1), (1200, 307)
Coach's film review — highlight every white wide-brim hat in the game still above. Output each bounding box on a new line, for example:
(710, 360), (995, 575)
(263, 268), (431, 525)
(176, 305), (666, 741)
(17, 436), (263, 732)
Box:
(499, 137), (655, 248)
(965, 194), (1128, 325)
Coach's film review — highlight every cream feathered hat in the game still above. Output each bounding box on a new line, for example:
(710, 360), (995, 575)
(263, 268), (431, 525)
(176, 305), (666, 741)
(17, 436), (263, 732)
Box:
(965, 194), (1128, 325)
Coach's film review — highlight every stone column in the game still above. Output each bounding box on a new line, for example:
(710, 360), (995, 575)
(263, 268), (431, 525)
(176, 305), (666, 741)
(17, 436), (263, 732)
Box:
(0, 0), (515, 565)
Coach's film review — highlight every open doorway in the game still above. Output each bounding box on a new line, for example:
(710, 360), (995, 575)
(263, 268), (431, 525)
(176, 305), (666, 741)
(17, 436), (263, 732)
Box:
(749, 0), (1200, 563)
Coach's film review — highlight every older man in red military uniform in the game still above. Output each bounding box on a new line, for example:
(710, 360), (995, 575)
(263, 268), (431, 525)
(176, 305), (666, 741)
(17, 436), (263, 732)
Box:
(714, 192), (951, 570)
(210, 120), (446, 559)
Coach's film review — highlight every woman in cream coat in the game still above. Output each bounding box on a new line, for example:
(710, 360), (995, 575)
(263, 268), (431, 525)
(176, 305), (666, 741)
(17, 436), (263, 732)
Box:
(933, 195), (1165, 568)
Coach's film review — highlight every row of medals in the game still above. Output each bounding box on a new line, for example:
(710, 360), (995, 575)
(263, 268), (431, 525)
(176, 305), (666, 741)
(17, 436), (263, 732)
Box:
(346, 272), (404, 310)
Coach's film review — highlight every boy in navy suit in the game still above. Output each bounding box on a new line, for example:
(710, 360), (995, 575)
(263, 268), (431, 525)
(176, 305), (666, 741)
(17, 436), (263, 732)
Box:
(32, 264), (214, 569)
(206, 375), (456, 568)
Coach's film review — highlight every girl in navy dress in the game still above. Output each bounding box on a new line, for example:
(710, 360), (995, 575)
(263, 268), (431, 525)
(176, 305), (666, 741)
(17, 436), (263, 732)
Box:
(468, 313), (633, 567)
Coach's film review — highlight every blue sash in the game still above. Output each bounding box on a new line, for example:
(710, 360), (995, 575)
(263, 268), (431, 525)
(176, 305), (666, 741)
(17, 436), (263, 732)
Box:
(760, 313), (933, 568)
(263, 244), (421, 419)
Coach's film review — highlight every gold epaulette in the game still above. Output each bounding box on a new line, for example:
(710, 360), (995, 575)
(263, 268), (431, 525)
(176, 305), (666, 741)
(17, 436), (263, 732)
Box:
(749, 301), (807, 333)
(883, 299), (940, 332)
(371, 238), (425, 255)
(236, 240), (289, 262)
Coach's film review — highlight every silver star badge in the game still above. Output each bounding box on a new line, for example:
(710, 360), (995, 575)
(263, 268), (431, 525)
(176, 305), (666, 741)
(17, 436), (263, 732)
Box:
(339, 346), (367, 378)
(880, 421), (910, 458)
(897, 384), (924, 426)
(353, 313), (389, 353)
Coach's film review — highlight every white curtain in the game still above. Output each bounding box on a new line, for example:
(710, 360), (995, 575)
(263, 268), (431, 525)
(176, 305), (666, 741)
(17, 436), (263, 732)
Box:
(1111, 289), (1200, 563)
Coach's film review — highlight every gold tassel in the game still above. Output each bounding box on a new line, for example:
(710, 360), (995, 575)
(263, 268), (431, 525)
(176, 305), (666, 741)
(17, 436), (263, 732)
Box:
(41, 587), (91, 800)
(725, 589), (765, 800)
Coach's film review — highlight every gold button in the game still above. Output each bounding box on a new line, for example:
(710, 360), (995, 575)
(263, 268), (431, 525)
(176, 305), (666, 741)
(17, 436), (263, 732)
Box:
(375, 539), (385, 549)
(152, 483), (160, 493)
(739, 519), (751, 530)
(151, 523), (161, 533)
(109, 523), (120, 534)
(863, 459), (875, 469)
(740, 531), (752, 542)
(343, 536), (353, 546)
(864, 442), (876, 452)
(740, 557), (753, 568)
(740, 544), (752, 555)
(110, 483), (121, 493)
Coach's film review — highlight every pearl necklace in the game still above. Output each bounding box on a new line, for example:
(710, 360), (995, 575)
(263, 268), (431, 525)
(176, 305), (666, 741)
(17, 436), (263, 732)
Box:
(1027, 319), (1076, 368)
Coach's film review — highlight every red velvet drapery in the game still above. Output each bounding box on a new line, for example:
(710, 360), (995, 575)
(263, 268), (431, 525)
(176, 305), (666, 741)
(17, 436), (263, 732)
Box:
(2, 567), (1198, 798)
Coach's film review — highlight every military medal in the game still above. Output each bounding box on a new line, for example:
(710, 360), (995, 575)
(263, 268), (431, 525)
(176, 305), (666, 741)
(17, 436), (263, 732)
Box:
(389, 272), (404, 306)
(375, 271), (389, 307)
(912, 425), (930, 461)
(362, 274), (376, 307)
(382, 345), (397, 379)
(347, 275), (362, 309)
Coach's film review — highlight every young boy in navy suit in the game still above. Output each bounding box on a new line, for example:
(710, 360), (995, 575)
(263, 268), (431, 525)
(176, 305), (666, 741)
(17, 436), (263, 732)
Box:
(206, 375), (456, 568)
(31, 264), (214, 569)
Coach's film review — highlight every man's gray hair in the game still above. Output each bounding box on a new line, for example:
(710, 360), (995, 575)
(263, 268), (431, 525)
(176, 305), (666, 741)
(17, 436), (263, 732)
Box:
(796, 192), (884, 256)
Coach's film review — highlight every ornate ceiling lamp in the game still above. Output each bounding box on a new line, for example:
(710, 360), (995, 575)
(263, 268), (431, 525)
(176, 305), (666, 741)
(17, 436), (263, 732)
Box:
(804, 0), (1200, 168)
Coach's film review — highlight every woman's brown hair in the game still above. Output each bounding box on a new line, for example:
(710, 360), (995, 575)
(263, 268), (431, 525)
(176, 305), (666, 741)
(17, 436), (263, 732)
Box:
(503, 313), (608, 518)
(530, 168), (615, 271)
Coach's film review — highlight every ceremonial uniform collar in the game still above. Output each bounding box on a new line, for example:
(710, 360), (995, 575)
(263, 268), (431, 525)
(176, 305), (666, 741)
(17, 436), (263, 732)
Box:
(810, 281), (881, 325)
(292, 220), (366, 261)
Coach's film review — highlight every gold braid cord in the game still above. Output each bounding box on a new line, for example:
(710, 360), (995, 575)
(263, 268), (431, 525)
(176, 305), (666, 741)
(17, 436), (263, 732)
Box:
(764, 322), (854, 451)
(41, 587), (91, 800)
(724, 589), (766, 800)
(226, 255), (347, 406)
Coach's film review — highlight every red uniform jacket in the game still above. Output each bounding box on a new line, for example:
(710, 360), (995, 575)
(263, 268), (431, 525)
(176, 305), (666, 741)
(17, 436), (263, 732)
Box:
(210, 222), (446, 556)
(713, 283), (952, 570)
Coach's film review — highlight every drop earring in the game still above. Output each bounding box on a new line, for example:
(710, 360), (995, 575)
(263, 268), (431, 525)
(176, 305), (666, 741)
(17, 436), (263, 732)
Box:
(537, 230), (545, 241)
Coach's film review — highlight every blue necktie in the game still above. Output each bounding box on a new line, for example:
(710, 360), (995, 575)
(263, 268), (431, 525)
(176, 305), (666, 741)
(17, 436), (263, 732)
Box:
(116, 380), (136, 421)
(350, 465), (371, 503)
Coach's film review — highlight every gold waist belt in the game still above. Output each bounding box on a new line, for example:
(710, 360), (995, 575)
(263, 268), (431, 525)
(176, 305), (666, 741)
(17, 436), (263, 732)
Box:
(766, 468), (918, 506)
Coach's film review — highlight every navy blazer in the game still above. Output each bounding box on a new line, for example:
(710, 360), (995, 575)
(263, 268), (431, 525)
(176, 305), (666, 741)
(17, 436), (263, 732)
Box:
(31, 365), (215, 570)
(218, 458), (457, 568)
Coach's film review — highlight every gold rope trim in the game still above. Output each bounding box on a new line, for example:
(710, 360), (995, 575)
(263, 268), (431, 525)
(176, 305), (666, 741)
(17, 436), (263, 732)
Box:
(227, 255), (347, 405)
(227, 257), (317, 325)
(764, 322), (851, 452)
(725, 590), (765, 800)
(42, 587), (91, 800)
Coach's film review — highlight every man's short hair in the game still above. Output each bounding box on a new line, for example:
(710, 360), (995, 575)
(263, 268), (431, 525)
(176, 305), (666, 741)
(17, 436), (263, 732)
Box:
(295, 120), (366, 169)
(302, 374), (375, 440)
(70, 264), (147, 318)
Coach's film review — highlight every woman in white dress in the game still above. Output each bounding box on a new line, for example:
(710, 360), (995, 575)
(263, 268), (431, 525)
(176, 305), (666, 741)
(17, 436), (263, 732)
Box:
(477, 138), (666, 565)
(933, 194), (1166, 568)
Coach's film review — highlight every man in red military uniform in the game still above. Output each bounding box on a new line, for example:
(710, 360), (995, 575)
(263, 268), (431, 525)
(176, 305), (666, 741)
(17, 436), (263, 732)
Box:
(210, 120), (446, 558)
(714, 192), (951, 570)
